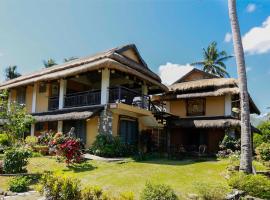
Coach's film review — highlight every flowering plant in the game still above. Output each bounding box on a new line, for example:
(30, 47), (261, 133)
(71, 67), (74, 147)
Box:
(59, 138), (82, 165)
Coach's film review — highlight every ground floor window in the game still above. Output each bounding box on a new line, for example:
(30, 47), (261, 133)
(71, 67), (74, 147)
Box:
(63, 120), (86, 144)
(119, 117), (138, 145)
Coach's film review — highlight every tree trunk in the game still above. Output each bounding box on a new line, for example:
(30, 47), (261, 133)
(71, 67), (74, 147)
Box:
(228, 0), (252, 173)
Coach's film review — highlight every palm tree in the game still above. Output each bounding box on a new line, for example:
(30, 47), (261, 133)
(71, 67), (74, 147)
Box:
(191, 41), (232, 77)
(5, 65), (21, 80)
(63, 56), (78, 62)
(228, 0), (252, 173)
(43, 58), (57, 68)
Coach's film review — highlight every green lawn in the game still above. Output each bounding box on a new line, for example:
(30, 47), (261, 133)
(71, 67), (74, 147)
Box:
(0, 156), (267, 199)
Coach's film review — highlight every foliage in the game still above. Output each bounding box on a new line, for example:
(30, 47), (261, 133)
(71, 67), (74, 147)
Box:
(140, 182), (178, 200)
(253, 133), (263, 149)
(194, 182), (227, 200)
(43, 58), (57, 68)
(255, 142), (270, 161)
(38, 131), (54, 145)
(118, 191), (135, 200)
(59, 138), (83, 165)
(191, 41), (232, 77)
(5, 65), (21, 80)
(89, 134), (136, 158)
(25, 136), (38, 147)
(217, 134), (240, 158)
(228, 172), (270, 199)
(39, 172), (81, 200)
(0, 133), (10, 146)
(0, 90), (34, 143)
(257, 121), (270, 142)
(3, 148), (31, 174)
(81, 186), (107, 200)
(8, 176), (29, 192)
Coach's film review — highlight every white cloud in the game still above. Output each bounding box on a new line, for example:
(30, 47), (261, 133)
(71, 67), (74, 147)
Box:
(246, 3), (256, 13)
(224, 32), (232, 43)
(242, 16), (270, 54)
(158, 62), (193, 85)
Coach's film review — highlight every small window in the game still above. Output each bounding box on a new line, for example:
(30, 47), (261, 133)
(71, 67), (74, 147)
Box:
(186, 98), (205, 116)
(16, 87), (26, 105)
(39, 83), (47, 93)
(36, 122), (45, 131)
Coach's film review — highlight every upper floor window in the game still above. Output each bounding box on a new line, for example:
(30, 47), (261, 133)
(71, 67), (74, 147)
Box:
(16, 87), (26, 105)
(39, 83), (47, 93)
(186, 98), (205, 116)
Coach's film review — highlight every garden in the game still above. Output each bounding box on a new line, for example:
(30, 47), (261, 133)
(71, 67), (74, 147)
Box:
(0, 91), (270, 200)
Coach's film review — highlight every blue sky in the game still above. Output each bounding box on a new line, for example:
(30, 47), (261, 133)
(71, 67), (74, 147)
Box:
(0, 0), (269, 114)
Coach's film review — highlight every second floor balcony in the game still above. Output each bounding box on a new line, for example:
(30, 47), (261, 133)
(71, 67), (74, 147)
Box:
(48, 86), (150, 111)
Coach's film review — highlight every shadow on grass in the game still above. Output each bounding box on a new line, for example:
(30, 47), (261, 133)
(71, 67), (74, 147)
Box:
(63, 162), (97, 173)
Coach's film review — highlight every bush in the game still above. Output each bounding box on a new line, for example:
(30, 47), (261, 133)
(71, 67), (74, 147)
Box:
(256, 142), (270, 161)
(140, 182), (178, 200)
(89, 134), (136, 158)
(253, 133), (264, 149)
(3, 148), (31, 174)
(25, 136), (38, 147)
(8, 176), (29, 193)
(59, 138), (83, 165)
(0, 133), (10, 146)
(194, 182), (227, 200)
(257, 121), (270, 143)
(119, 191), (134, 200)
(81, 186), (106, 200)
(39, 172), (81, 200)
(228, 173), (270, 199)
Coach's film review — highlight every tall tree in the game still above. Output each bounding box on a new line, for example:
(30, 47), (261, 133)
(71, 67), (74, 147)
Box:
(228, 0), (252, 173)
(64, 56), (78, 62)
(5, 65), (21, 80)
(43, 58), (57, 68)
(191, 41), (232, 77)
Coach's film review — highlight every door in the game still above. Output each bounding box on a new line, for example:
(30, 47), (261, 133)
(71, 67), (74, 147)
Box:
(119, 118), (138, 145)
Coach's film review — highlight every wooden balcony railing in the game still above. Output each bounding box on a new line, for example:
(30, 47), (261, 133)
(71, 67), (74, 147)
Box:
(64, 90), (101, 108)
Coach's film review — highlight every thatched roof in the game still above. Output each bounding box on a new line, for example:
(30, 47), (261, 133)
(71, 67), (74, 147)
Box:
(176, 87), (239, 99)
(168, 78), (238, 92)
(33, 111), (94, 122)
(0, 44), (168, 92)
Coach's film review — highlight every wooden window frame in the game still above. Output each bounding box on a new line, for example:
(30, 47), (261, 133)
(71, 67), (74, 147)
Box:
(186, 98), (206, 116)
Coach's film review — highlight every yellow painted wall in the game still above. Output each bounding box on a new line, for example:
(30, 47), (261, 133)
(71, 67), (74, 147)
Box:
(36, 83), (49, 113)
(205, 96), (225, 116)
(25, 86), (33, 113)
(168, 96), (225, 117)
(86, 116), (99, 148)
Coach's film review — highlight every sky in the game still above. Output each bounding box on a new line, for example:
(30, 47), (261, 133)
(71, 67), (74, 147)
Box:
(0, 0), (269, 114)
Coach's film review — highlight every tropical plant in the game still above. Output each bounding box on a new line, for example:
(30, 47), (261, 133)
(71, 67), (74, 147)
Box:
(59, 138), (83, 165)
(228, 0), (253, 173)
(3, 148), (31, 174)
(43, 58), (57, 68)
(191, 41), (232, 77)
(255, 143), (270, 162)
(8, 176), (30, 192)
(5, 65), (21, 80)
(64, 56), (78, 62)
(194, 182), (228, 200)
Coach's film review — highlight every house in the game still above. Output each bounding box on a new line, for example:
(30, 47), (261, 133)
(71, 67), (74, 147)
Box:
(0, 44), (167, 148)
(0, 44), (261, 154)
(154, 67), (260, 154)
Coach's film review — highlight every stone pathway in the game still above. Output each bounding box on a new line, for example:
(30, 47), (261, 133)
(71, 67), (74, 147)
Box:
(83, 154), (125, 162)
(0, 191), (43, 200)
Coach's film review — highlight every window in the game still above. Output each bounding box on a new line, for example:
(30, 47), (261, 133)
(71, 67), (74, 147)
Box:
(16, 87), (26, 105)
(119, 117), (138, 145)
(186, 98), (205, 116)
(39, 83), (47, 93)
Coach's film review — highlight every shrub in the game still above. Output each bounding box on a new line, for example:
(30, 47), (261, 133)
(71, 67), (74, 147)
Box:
(0, 133), (10, 146)
(194, 182), (227, 200)
(39, 172), (81, 200)
(119, 191), (134, 200)
(25, 136), (38, 147)
(38, 131), (54, 145)
(81, 186), (105, 200)
(59, 138), (83, 165)
(228, 173), (270, 199)
(8, 176), (29, 193)
(253, 133), (263, 148)
(256, 142), (270, 161)
(89, 134), (136, 158)
(257, 121), (270, 143)
(3, 148), (31, 174)
(140, 182), (178, 200)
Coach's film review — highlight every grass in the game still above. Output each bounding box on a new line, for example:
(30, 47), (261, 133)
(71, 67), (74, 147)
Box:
(0, 155), (268, 199)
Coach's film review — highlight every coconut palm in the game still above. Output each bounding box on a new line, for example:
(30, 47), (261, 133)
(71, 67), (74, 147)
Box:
(192, 41), (232, 77)
(5, 65), (21, 80)
(43, 58), (57, 68)
(228, 0), (252, 173)
(63, 56), (78, 62)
